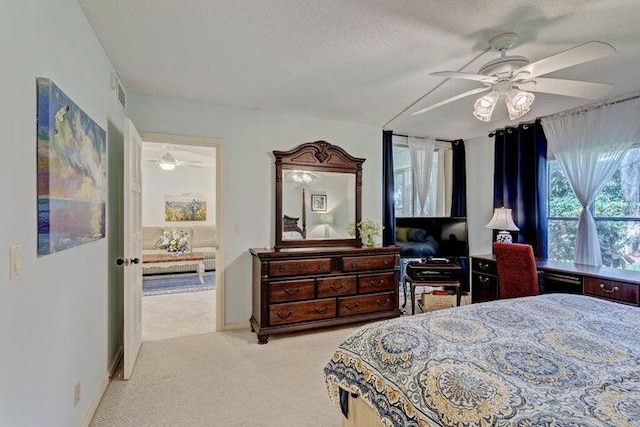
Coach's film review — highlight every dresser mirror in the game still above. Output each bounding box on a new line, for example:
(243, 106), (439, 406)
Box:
(274, 141), (364, 249)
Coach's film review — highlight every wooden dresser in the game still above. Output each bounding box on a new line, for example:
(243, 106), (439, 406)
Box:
(471, 254), (640, 306)
(250, 246), (401, 344)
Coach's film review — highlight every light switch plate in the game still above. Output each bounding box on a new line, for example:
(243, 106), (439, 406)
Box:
(10, 245), (21, 278)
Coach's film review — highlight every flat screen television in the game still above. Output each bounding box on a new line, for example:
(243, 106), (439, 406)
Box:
(395, 217), (469, 258)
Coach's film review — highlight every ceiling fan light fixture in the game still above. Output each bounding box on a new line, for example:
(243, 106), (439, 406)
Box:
(159, 153), (177, 170)
(473, 92), (499, 122)
(506, 89), (534, 120)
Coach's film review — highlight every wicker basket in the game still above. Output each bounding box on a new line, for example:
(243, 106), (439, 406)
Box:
(418, 291), (453, 312)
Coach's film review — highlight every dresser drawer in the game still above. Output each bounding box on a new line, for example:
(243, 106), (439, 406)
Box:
(269, 279), (315, 303)
(472, 258), (497, 275)
(584, 277), (638, 304)
(358, 272), (396, 293)
(342, 255), (395, 272)
(317, 276), (357, 297)
(269, 258), (332, 277)
(338, 292), (396, 316)
(269, 299), (336, 326)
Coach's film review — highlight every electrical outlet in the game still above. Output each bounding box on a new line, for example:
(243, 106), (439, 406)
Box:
(74, 381), (81, 406)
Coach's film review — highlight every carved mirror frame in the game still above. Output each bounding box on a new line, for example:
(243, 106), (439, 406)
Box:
(274, 140), (364, 249)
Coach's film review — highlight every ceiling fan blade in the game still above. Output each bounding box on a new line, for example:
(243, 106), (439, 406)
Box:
(412, 87), (491, 115)
(430, 71), (497, 84)
(514, 41), (615, 79)
(516, 78), (613, 99)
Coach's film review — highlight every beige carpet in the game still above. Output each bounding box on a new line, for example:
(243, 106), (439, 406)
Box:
(90, 325), (361, 427)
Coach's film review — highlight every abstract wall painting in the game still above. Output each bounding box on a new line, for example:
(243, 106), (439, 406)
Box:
(165, 193), (207, 221)
(37, 78), (106, 256)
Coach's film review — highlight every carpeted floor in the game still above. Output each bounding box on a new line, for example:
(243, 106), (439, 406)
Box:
(142, 272), (215, 296)
(90, 326), (358, 427)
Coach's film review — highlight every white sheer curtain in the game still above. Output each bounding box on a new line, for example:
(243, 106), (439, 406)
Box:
(408, 137), (436, 216)
(541, 96), (640, 266)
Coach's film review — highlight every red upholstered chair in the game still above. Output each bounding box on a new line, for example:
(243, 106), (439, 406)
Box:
(493, 242), (540, 299)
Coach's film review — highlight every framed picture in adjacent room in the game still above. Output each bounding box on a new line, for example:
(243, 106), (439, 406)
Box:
(165, 193), (207, 221)
(311, 194), (327, 212)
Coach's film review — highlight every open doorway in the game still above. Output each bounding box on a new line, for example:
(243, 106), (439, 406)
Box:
(139, 133), (223, 341)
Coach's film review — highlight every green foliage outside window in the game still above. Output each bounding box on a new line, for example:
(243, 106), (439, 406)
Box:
(548, 148), (640, 270)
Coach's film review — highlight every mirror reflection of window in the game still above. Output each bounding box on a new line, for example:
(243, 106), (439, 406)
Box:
(392, 136), (453, 217)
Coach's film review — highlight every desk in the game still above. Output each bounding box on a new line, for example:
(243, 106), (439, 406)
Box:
(142, 252), (205, 284)
(404, 274), (461, 314)
(471, 255), (640, 306)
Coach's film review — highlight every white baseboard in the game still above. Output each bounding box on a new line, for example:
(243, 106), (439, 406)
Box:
(79, 373), (109, 427)
(108, 346), (123, 378)
(79, 347), (121, 427)
(224, 320), (250, 330)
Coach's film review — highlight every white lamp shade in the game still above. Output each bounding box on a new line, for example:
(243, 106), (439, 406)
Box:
(486, 207), (519, 231)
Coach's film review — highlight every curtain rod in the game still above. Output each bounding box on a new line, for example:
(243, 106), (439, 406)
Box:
(487, 90), (640, 138)
(391, 132), (457, 143)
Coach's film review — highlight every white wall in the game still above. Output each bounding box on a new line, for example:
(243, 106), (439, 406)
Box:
(1, 1), (124, 426)
(142, 163), (216, 226)
(465, 135), (495, 255)
(126, 94), (382, 326)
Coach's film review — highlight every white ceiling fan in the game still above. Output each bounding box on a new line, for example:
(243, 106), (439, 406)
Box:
(143, 144), (208, 170)
(412, 33), (616, 122)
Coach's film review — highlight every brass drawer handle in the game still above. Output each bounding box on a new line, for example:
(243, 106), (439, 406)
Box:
(377, 298), (390, 306)
(330, 283), (345, 291)
(278, 266), (285, 272)
(317, 264), (323, 270)
(276, 311), (293, 319)
(479, 276), (489, 283)
(314, 306), (328, 314)
(479, 262), (490, 270)
(371, 280), (383, 287)
(284, 288), (300, 296)
(599, 283), (619, 294)
(345, 303), (360, 311)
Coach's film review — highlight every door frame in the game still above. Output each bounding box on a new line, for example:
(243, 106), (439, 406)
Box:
(140, 132), (225, 331)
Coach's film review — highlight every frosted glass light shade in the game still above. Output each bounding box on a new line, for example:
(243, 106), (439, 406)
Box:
(506, 90), (534, 120)
(473, 92), (499, 122)
(159, 153), (177, 170)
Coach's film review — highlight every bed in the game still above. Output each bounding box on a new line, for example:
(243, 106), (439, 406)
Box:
(323, 294), (640, 426)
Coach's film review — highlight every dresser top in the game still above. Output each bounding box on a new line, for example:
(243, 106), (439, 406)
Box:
(250, 245), (401, 259)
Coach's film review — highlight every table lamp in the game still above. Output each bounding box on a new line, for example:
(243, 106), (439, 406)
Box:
(319, 213), (334, 238)
(486, 207), (519, 243)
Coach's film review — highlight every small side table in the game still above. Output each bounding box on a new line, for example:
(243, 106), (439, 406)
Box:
(404, 274), (461, 315)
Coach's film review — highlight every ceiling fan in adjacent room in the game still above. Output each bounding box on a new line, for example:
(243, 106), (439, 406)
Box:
(412, 32), (616, 122)
(144, 144), (207, 170)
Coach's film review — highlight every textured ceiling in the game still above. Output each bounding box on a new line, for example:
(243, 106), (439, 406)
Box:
(78, 0), (640, 140)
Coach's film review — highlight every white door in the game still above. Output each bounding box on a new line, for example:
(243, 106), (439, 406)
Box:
(123, 118), (143, 379)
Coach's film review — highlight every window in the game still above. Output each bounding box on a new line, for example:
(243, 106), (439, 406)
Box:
(548, 146), (640, 270)
(392, 141), (450, 217)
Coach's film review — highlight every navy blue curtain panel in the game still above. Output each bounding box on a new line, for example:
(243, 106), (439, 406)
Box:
(382, 130), (396, 246)
(493, 121), (548, 258)
(451, 139), (467, 217)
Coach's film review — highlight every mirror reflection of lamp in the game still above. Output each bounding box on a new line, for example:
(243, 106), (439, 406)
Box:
(319, 213), (334, 238)
(288, 170), (317, 238)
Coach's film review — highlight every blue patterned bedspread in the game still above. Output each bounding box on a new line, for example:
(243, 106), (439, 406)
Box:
(323, 294), (640, 426)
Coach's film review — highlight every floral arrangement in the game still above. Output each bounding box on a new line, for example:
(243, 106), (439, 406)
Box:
(156, 228), (191, 255)
(347, 218), (383, 247)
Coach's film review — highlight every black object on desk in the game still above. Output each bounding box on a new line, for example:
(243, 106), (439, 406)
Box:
(404, 258), (462, 314)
